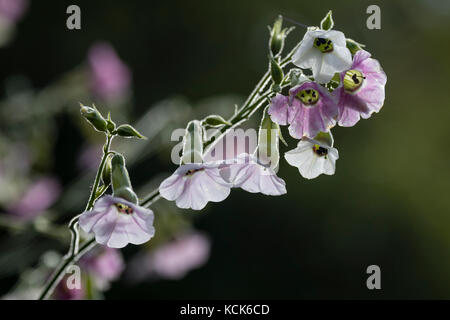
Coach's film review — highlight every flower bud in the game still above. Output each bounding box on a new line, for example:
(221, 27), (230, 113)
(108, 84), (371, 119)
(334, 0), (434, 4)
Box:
(268, 16), (293, 57)
(202, 115), (231, 128)
(257, 105), (280, 169)
(270, 56), (284, 85)
(181, 120), (204, 164)
(111, 153), (138, 204)
(80, 104), (108, 132)
(116, 124), (146, 139)
(101, 155), (112, 186)
(320, 10), (334, 30)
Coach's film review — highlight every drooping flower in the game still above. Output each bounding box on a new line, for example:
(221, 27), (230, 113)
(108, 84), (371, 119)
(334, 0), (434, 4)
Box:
(80, 247), (124, 290)
(268, 81), (337, 139)
(79, 195), (155, 249)
(8, 177), (61, 221)
(334, 50), (387, 127)
(284, 134), (339, 179)
(292, 29), (352, 83)
(126, 232), (211, 281)
(220, 153), (286, 196)
(159, 162), (231, 210)
(87, 42), (131, 101)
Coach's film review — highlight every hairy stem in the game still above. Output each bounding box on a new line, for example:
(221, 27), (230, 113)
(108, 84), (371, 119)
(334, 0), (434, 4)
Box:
(140, 43), (299, 208)
(38, 134), (113, 300)
(38, 40), (302, 299)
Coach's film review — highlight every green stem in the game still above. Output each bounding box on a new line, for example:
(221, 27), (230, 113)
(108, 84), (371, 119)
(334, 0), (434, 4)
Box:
(38, 134), (113, 300)
(38, 40), (302, 299)
(37, 237), (97, 300)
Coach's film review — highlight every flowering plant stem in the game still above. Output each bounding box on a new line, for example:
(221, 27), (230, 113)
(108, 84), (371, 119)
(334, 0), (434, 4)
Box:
(38, 134), (113, 300)
(38, 41), (300, 300)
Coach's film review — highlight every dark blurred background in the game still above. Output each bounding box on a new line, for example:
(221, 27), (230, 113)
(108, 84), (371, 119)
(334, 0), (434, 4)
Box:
(1, 0), (450, 299)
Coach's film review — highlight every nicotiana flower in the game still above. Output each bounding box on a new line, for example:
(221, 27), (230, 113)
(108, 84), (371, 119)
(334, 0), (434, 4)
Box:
(88, 42), (131, 101)
(79, 195), (155, 249)
(80, 247), (124, 291)
(220, 153), (286, 196)
(268, 81), (337, 139)
(335, 49), (387, 127)
(284, 135), (339, 179)
(159, 162), (231, 210)
(292, 29), (352, 83)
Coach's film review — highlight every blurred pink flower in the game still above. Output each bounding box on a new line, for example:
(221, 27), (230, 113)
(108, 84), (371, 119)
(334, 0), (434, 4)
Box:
(127, 232), (211, 281)
(77, 144), (102, 171)
(0, 0), (28, 23)
(53, 276), (84, 300)
(88, 42), (131, 101)
(8, 177), (61, 220)
(80, 247), (125, 290)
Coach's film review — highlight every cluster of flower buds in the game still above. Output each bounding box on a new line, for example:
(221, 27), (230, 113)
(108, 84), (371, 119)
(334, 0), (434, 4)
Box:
(80, 104), (145, 139)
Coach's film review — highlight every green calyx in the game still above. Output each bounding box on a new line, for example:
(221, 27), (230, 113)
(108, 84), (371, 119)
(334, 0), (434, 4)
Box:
(343, 69), (365, 92)
(111, 154), (138, 204)
(313, 37), (333, 53)
(296, 89), (319, 105)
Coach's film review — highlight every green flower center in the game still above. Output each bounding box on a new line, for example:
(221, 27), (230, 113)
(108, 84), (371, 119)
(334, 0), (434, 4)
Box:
(115, 202), (134, 215)
(313, 144), (328, 157)
(296, 89), (319, 105)
(313, 37), (333, 53)
(343, 69), (365, 92)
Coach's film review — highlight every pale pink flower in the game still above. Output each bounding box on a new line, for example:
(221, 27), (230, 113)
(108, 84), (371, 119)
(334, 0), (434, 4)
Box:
(79, 195), (155, 249)
(334, 50), (387, 127)
(159, 162), (231, 210)
(220, 153), (286, 196)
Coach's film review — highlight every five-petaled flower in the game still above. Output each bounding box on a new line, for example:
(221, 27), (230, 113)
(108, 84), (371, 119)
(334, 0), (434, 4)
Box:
(269, 81), (337, 139)
(79, 195), (155, 249)
(284, 136), (339, 179)
(220, 153), (286, 196)
(159, 162), (232, 210)
(334, 50), (387, 127)
(292, 29), (352, 84)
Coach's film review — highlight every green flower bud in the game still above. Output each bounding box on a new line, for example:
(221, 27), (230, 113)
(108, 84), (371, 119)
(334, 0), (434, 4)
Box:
(202, 115), (231, 128)
(268, 16), (293, 57)
(270, 56), (284, 85)
(101, 155), (112, 186)
(116, 124), (146, 139)
(111, 153), (138, 204)
(106, 112), (116, 133)
(320, 10), (334, 30)
(80, 104), (108, 132)
(181, 120), (203, 164)
(257, 105), (280, 169)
